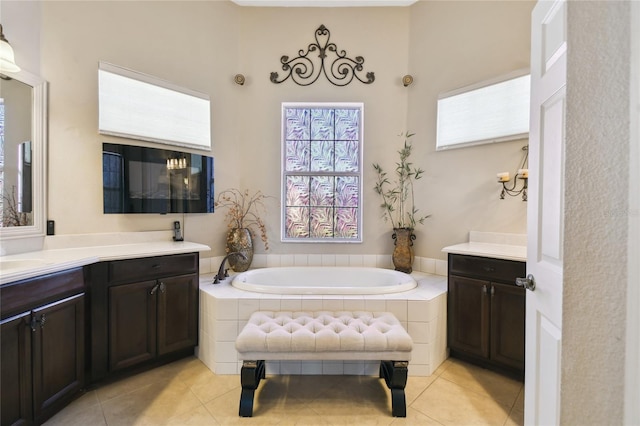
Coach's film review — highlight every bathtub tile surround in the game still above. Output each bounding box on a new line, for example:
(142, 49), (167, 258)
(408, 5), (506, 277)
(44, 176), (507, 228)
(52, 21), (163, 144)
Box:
(200, 253), (448, 276)
(197, 254), (448, 377)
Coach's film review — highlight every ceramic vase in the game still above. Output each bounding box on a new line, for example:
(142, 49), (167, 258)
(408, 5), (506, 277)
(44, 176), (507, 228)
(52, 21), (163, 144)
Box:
(392, 227), (415, 273)
(226, 228), (253, 272)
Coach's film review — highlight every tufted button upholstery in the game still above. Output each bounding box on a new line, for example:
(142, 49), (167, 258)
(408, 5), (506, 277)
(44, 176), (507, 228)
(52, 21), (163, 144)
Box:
(236, 311), (413, 360)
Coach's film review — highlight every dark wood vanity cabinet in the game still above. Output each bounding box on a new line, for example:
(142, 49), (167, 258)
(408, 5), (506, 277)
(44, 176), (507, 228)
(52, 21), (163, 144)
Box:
(88, 253), (199, 382)
(0, 268), (85, 426)
(447, 254), (526, 378)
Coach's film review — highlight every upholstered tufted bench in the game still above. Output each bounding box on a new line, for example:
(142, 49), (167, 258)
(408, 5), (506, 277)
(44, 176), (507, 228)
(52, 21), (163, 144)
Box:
(235, 311), (413, 417)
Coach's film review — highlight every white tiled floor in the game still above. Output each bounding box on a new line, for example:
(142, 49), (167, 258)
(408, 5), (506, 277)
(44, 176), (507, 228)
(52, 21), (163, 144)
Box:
(44, 356), (524, 425)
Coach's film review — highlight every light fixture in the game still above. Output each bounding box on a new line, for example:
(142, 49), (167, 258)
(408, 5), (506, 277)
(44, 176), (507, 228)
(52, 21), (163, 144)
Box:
(234, 74), (246, 85)
(167, 157), (187, 170)
(0, 24), (21, 74)
(497, 145), (528, 201)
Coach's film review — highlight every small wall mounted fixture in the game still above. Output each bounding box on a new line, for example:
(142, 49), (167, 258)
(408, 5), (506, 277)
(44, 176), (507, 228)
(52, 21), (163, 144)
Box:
(0, 24), (21, 74)
(270, 24), (375, 87)
(497, 145), (528, 201)
(234, 74), (246, 85)
(402, 75), (413, 87)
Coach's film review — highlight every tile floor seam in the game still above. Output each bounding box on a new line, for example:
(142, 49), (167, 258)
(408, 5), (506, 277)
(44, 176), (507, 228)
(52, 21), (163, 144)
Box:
(406, 375), (441, 408)
(438, 375), (519, 410)
(96, 394), (108, 426)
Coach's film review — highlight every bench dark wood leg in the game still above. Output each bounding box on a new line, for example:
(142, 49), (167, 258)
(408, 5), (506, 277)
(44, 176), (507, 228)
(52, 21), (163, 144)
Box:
(239, 360), (265, 417)
(380, 360), (409, 417)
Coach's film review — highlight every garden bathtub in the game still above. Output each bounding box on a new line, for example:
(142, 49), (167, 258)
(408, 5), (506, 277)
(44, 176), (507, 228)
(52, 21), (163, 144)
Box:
(231, 266), (417, 295)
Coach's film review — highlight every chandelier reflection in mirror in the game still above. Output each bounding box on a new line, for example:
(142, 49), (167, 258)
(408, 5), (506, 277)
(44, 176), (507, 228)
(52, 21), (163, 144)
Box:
(270, 24), (375, 87)
(497, 145), (528, 201)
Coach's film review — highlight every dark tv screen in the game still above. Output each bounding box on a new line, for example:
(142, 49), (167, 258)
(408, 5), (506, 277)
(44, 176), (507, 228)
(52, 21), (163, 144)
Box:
(102, 143), (214, 214)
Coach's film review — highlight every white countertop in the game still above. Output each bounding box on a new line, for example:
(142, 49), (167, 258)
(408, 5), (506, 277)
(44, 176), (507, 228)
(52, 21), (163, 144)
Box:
(441, 231), (527, 262)
(0, 238), (210, 285)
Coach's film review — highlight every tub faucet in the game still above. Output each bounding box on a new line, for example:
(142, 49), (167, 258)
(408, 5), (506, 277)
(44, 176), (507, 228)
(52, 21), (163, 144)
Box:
(213, 252), (247, 284)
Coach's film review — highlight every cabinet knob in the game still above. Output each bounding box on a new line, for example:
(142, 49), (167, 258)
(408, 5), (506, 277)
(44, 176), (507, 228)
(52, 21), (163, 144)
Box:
(516, 274), (536, 291)
(150, 284), (160, 295)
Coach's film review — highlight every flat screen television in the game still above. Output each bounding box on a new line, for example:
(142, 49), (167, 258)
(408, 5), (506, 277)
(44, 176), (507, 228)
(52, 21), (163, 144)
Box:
(102, 143), (214, 214)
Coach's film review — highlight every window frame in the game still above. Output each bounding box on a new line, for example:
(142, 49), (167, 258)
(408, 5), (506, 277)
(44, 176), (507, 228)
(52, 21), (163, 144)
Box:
(436, 69), (530, 151)
(281, 102), (364, 243)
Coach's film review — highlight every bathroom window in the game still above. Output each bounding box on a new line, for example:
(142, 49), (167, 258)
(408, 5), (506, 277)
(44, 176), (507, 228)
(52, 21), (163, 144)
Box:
(436, 70), (530, 150)
(282, 102), (363, 242)
(98, 62), (211, 151)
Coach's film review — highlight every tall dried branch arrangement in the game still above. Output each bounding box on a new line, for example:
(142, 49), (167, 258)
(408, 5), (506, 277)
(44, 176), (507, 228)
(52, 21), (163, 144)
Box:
(215, 188), (272, 250)
(1, 185), (30, 227)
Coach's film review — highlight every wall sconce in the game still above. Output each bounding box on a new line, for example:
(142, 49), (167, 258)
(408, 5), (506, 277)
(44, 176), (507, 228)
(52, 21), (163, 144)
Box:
(497, 145), (528, 201)
(402, 75), (413, 87)
(234, 74), (245, 85)
(0, 24), (21, 74)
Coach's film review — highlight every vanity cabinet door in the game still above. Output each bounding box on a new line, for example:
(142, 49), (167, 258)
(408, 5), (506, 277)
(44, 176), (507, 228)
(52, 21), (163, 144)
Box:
(32, 294), (85, 424)
(109, 281), (158, 372)
(490, 283), (525, 370)
(447, 254), (526, 378)
(447, 275), (491, 359)
(1, 312), (32, 426)
(157, 274), (198, 356)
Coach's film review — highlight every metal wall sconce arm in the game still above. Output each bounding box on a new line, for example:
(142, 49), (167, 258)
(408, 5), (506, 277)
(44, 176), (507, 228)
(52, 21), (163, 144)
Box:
(497, 145), (529, 201)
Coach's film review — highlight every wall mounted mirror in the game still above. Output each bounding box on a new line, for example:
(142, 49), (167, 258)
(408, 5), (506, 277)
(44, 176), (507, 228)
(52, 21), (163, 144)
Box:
(0, 69), (47, 241)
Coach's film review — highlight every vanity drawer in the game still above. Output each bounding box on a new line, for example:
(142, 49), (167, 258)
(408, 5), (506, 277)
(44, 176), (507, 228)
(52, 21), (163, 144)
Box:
(449, 254), (525, 284)
(108, 253), (198, 284)
(0, 267), (85, 319)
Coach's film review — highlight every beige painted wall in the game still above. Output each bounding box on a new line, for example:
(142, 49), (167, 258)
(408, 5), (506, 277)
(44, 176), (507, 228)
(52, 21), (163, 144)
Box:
(35, 0), (532, 259)
(407, 0), (533, 258)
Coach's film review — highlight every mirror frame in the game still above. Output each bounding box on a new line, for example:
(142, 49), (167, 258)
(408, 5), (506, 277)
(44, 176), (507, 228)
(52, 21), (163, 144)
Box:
(0, 69), (48, 241)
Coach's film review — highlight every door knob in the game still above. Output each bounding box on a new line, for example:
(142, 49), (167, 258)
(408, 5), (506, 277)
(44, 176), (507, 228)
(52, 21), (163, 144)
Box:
(516, 274), (536, 291)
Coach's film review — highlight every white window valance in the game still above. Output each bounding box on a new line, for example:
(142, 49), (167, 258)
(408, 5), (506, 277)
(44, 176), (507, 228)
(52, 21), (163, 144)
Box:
(98, 62), (211, 151)
(436, 70), (530, 150)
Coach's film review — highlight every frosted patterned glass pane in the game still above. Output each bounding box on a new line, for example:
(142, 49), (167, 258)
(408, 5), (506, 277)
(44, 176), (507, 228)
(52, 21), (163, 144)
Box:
(286, 207), (309, 238)
(335, 177), (358, 207)
(311, 109), (334, 140)
(310, 176), (334, 206)
(335, 109), (359, 140)
(286, 140), (310, 171)
(310, 207), (334, 238)
(281, 102), (363, 242)
(335, 208), (358, 238)
(286, 109), (310, 140)
(286, 176), (309, 206)
(311, 141), (334, 171)
(335, 140), (359, 172)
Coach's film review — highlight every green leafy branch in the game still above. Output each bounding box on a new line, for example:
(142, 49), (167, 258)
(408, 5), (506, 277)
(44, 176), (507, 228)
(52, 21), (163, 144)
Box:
(373, 132), (430, 229)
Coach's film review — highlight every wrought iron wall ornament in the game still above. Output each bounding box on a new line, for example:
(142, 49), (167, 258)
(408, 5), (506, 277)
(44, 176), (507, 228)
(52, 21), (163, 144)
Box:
(270, 24), (375, 87)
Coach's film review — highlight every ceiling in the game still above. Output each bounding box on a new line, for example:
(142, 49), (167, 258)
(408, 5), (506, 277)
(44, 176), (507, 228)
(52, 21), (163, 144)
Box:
(230, 0), (417, 7)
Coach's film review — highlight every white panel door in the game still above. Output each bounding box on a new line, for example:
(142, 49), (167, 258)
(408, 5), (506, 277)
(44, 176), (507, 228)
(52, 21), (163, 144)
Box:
(525, 1), (567, 424)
